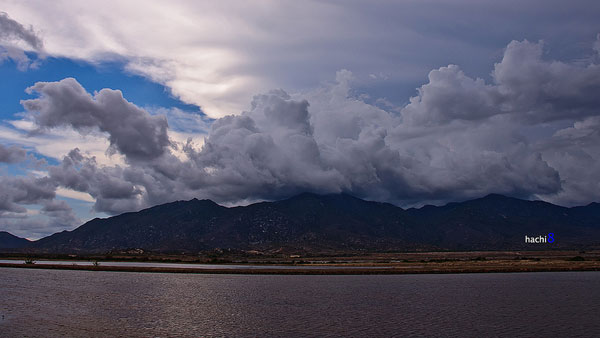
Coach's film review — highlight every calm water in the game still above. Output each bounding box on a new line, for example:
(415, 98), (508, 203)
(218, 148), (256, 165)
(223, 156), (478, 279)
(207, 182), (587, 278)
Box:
(0, 269), (599, 337)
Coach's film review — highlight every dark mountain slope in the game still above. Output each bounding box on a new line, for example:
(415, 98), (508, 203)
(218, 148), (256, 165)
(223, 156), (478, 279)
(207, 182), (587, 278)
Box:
(227, 193), (417, 249)
(35, 199), (228, 252)
(0, 231), (30, 250)
(570, 202), (600, 227)
(406, 194), (596, 249)
(27, 193), (600, 253)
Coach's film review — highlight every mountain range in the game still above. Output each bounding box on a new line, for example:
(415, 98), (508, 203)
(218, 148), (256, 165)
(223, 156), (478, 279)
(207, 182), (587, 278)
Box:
(2, 193), (600, 253)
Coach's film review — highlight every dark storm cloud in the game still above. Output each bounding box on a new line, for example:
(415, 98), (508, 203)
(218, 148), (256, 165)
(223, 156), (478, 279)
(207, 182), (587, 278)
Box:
(184, 89), (344, 201)
(402, 39), (600, 126)
(0, 171), (80, 238)
(174, 38), (598, 207)
(0, 212), (79, 240)
(0, 11), (44, 70)
(0, 176), (55, 214)
(535, 116), (600, 206)
(11, 37), (600, 217)
(22, 78), (171, 161)
(40, 199), (79, 227)
(0, 144), (27, 163)
(48, 149), (144, 214)
(493, 40), (600, 123)
(0, 12), (43, 50)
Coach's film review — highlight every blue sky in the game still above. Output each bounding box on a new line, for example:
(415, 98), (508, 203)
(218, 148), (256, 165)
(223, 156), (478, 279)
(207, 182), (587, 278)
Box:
(1, 1), (600, 239)
(0, 55), (201, 120)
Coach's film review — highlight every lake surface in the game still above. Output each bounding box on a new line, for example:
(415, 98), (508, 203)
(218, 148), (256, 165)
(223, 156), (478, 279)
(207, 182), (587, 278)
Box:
(1, 269), (599, 337)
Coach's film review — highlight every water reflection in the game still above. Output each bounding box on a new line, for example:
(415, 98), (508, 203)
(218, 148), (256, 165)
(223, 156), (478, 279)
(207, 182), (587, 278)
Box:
(1, 269), (599, 337)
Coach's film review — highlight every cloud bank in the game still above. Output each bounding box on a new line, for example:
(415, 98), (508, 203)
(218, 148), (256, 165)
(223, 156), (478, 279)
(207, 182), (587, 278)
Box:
(5, 38), (597, 216)
(3, 0), (600, 117)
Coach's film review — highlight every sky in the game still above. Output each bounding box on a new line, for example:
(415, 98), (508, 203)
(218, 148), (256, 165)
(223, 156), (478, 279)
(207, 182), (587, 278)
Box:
(1, 0), (600, 239)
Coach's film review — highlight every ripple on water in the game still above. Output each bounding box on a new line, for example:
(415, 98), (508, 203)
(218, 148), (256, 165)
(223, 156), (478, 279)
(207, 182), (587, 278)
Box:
(0, 269), (599, 337)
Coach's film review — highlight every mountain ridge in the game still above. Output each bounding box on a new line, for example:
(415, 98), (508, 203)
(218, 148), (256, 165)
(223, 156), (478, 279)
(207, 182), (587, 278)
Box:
(0, 231), (30, 249)
(2, 193), (600, 253)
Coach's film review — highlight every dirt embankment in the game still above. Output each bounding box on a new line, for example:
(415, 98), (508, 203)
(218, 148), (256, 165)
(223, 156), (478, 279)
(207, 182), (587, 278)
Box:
(1, 252), (600, 275)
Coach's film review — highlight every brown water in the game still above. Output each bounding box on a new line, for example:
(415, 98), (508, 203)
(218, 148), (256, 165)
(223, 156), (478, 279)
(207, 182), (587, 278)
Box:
(1, 269), (599, 337)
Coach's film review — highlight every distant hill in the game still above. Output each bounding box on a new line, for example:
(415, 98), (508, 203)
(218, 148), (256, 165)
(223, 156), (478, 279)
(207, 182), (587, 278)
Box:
(19, 193), (600, 253)
(405, 194), (600, 250)
(0, 231), (30, 250)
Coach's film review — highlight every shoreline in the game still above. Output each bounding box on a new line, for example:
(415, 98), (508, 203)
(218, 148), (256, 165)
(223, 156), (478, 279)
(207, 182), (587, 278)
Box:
(2, 260), (600, 275)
